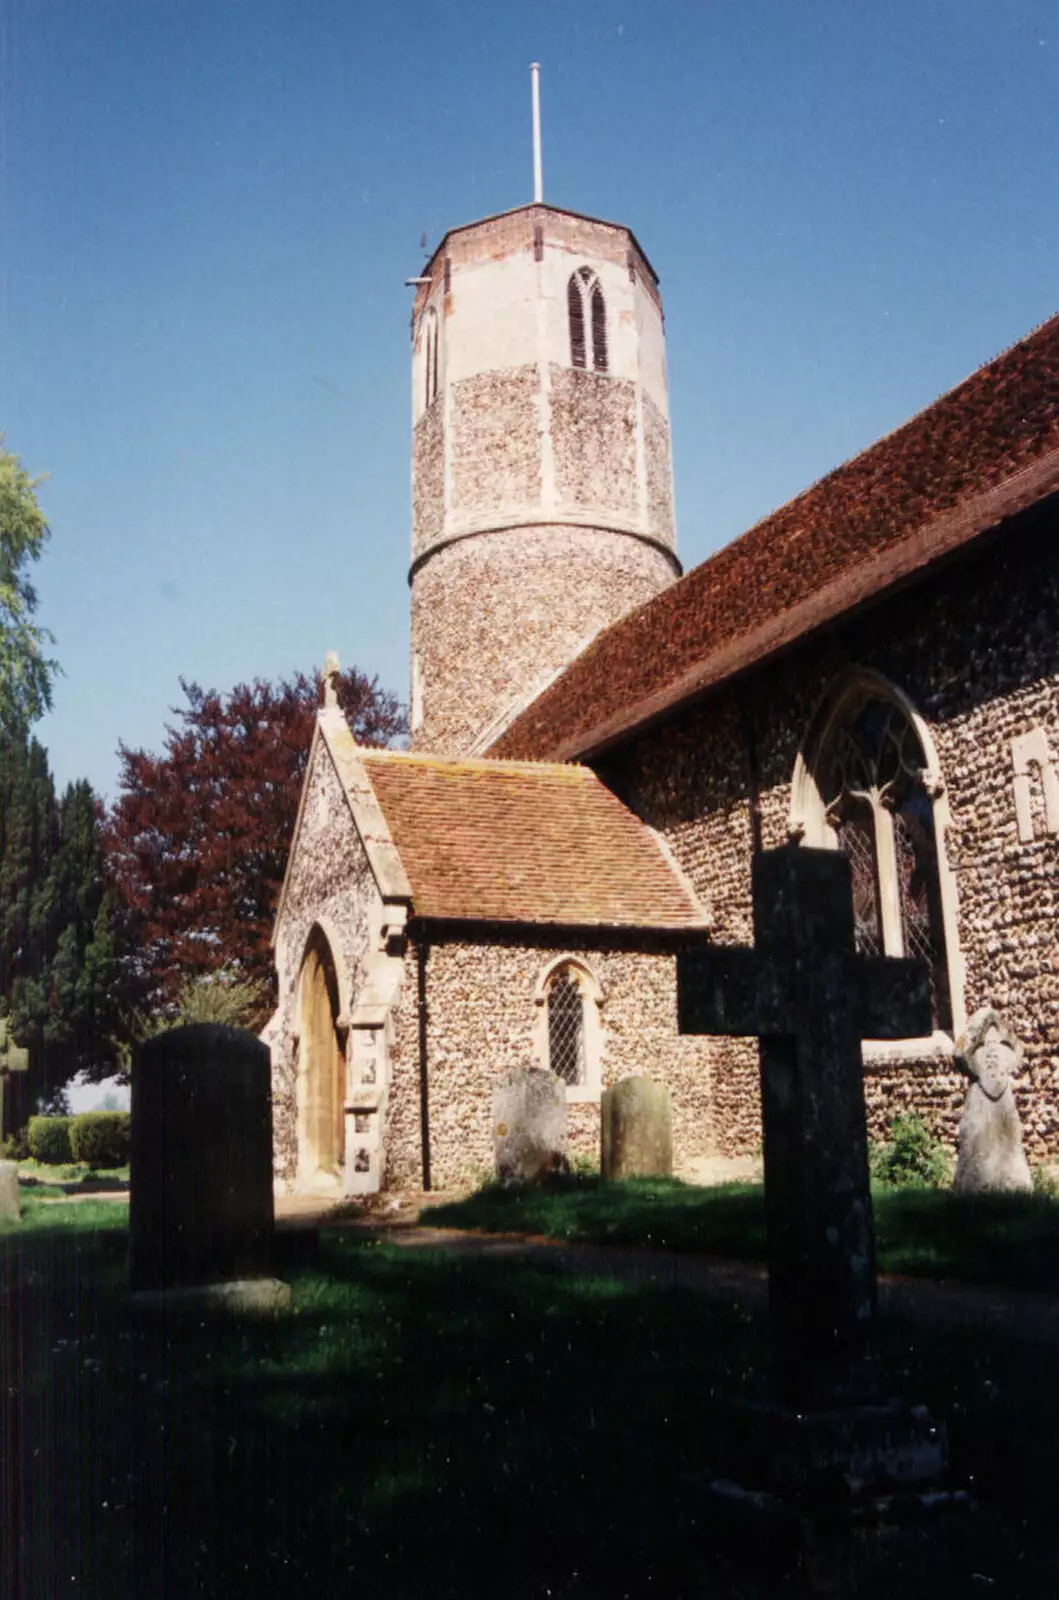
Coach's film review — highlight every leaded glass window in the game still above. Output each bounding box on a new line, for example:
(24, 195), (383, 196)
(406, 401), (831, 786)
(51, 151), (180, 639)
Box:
(817, 693), (951, 1032)
(547, 971), (586, 1085)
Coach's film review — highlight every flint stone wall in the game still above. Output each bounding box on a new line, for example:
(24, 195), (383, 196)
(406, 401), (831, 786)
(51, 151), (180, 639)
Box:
(449, 366), (541, 519)
(550, 366), (638, 519)
(410, 525), (675, 756)
(411, 400), (445, 558)
(386, 929), (716, 1191)
(643, 392), (675, 545)
(269, 736), (384, 1184)
(599, 509), (1059, 1160)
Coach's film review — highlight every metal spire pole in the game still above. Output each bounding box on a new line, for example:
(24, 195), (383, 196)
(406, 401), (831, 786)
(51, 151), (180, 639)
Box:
(530, 62), (543, 203)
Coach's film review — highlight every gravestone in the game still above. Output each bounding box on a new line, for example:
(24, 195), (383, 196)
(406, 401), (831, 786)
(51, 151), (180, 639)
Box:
(678, 845), (959, 1552)
(953, 1008), (1033, 1194)
(0, 1160), (20, 1223)
(130, 1024), (284, 1306)
(493, 1067), (568, 1185)
(0, 1015), (30, 1142)
(601, 1076), (672, 1180)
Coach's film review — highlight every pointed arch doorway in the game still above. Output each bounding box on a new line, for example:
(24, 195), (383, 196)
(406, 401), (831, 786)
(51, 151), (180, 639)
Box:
(297, 928), (346, 1191)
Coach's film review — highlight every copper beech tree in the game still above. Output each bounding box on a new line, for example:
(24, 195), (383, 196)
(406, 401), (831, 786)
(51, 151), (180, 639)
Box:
(105, 669), (405, 1019)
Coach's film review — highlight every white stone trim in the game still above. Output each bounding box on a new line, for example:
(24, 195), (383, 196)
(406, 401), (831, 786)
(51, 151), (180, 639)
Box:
(532, 955), (605, 1103)
(1011, 725), (1059, 842)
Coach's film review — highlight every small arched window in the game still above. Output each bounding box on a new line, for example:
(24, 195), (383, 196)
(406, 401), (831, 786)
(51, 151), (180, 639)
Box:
(423, 307), (439, 407)
(534, 958), (605, 1098)
(548, 970), (586, 1085)
(568, 267), (608, 373)
(791, 672), (964, 1037)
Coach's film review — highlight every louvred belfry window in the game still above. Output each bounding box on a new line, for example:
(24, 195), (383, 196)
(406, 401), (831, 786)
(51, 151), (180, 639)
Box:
(568, 275), (587, 368)
(547, 970), (586, 1085)
(819, 694), (952, 1032)
(568, 267), (608, 372)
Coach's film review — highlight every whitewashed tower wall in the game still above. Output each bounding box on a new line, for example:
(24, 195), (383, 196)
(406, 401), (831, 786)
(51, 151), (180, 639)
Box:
(408, 204), (681, 755)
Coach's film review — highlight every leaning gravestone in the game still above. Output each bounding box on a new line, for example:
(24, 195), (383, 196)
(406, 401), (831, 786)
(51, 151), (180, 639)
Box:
(493, 1067), (568, 1185)
(953, 1008), (1033, 1194)
(601, 1076), (672, 1180)
(130, 1024), (287, 1309)
(0, 1160), (20, 1223)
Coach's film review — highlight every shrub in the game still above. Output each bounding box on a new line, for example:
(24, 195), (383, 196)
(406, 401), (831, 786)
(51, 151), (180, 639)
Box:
(27, 1115), (74, 1165)
(69, 1112), (131, 1170)
(1032, 1163), (1059, 1198)
(870, 1112), (951, 1189)
(0, 1130), (30, 1161)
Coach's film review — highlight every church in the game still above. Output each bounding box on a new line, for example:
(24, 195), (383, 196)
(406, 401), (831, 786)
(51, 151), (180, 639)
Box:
(264, 196), (1059, 1196)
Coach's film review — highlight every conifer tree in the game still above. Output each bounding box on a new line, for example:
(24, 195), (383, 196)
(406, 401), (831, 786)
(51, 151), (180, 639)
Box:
(0, 735), (121, 1121)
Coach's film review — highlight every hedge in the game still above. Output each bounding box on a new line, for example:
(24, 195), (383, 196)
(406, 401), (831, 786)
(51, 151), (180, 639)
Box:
(27, 1115), (74, 1165)
(68, 1112), (131, 1170)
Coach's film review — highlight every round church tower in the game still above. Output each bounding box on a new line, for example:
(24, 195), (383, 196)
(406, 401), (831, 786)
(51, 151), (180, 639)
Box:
(408, 202), (681, 755)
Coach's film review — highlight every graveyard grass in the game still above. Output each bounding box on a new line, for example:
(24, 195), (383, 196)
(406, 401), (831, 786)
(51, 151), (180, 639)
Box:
(427, 1175), (1059, 1294)
(4, 1199), (1059, 1597)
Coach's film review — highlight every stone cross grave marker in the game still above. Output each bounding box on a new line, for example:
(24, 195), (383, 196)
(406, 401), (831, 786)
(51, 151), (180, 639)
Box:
(678, 844), (931, 1410)
(953, 1007), (1033, 1194)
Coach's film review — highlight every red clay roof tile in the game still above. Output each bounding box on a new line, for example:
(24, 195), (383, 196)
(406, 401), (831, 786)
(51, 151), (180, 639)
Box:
(359, 750), (703, 928)
(490, 312), (1059, 762)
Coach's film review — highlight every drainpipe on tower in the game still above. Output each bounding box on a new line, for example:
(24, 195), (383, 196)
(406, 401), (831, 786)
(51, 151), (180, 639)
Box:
(417, 936), (431, 1192)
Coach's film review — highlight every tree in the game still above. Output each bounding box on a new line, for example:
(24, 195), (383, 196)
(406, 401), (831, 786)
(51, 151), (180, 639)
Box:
(0, 442), (58, 735)
(0, 732), (123, 1121)
(105, 668), (406, 1015)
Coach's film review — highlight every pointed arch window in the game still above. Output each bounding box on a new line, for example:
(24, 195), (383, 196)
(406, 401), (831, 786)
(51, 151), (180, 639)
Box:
(548, 971), (586, 1085)
(791, 673), (964, 1039)
(533, 958), (605, 1099)
(568, 267), (608, 373)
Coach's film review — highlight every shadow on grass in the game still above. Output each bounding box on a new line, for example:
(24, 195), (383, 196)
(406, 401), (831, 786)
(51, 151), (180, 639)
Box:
(428, 1176), (1059, 1293)
(4, 1208), (1059, 1598)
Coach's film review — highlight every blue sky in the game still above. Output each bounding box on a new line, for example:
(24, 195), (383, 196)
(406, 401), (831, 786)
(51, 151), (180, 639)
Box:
(4, 0), (1058, 799)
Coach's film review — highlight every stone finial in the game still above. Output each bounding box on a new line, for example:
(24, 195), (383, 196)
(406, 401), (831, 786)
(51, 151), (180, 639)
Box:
(322, 652), (341, 710)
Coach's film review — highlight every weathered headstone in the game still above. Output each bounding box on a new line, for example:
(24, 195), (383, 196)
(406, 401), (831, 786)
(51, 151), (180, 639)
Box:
(678, 845), (958, 1551)
(601, 1076), (672, 1181)
(0, 1015), (30, 1143)
(493, 1067), (568, 1185)
(130, 1024), (284, 1304)
(0, 1160), (20, 1223)
(953, 1008), (1033, 1194)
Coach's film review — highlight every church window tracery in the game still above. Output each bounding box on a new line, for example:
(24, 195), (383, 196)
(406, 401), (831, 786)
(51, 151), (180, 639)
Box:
(568, 268), (608, 372)
(790, 672), (964, 1039)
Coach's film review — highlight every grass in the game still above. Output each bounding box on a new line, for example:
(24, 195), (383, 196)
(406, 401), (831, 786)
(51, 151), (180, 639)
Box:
(426, 1176), (1059, 1293)
(14, 1157), (129, 1185)
(1, 1185), (129, 1232)
(5, 1194), (1059, 1596)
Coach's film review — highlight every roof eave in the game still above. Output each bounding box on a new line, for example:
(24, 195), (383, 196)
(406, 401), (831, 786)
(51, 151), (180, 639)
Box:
(514, 449), (1059, 765)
